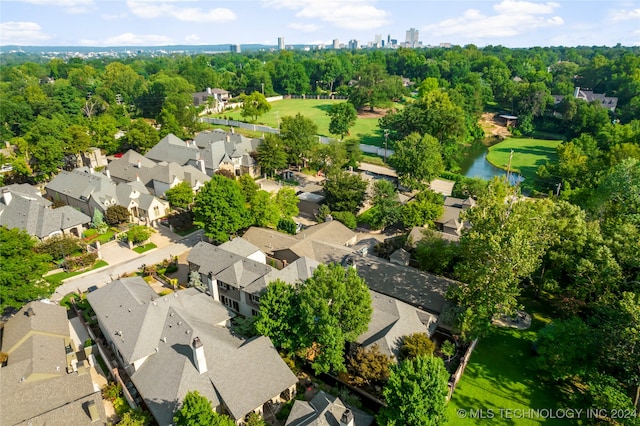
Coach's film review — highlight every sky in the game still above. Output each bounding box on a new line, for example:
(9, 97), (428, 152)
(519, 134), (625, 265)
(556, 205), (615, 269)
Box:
(0, 0), (639, 48)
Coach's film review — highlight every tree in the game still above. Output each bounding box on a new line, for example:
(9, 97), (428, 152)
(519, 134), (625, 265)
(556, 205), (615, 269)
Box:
(241, 91), (271, 122)
(401, 190), (445, 228)
(254, 279), (298, 350)
(277, 217), (298, 235)
(238, 173), (260, 203)
(245, 412), (267, 426)
(173, 391), (235, 426)
(126, 225), (153, 245)
(250, 190), (280, 228)
(377, 355), (449, 426)
(297, 264), (372, 374)
(275, 187), (299, 218)
(35, 235), (82, 260)
(193, 175), (250, 242)
(389, 133), (444, 189)
(279, 113), (318, 167)
(165, 181), (194, 209)
(323, 171), (367, 214)
(328, 102), (358, 138)
(255, 134), (287, 177)
(105, 205), (130, 225)
(348, 62), (405, 111)
(0, 227), (52, 313)
(399, 333), (436, 361)
(415, 230), (459, 277)
(347, 344), (391, 386)
(121, 119), (159, 154)
(368, 179), (401, 230)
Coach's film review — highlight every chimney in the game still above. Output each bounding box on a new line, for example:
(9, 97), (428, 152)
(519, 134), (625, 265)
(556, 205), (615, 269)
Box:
(198, 159), (206, 174)
(230, 127), (234, 134)
(25, 306), (35, 317)
(137, 159), (142, 169)
(136, 173), (140, 182)
(105, 168), (111, 179)
(340, 409), (354, 426)
(192, 337), (207, 374)
(574, 87), (580, 98)
(206, 87), (212, 95)
(2, 188), (12, 206)
(226, 135), (231, 143)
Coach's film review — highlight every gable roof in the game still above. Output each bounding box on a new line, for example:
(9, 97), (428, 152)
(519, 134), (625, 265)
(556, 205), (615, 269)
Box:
(219, 237), (263, 258)
(285, 391), (373, 426)
(145, 134), (200, 165)
(46, 167), (117, 204)
(357, 290), (437, 358)
(87, 278), (297, 424)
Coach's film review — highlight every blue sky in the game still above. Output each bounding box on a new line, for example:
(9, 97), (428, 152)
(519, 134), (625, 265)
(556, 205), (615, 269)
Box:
(1, 0), (639, 47)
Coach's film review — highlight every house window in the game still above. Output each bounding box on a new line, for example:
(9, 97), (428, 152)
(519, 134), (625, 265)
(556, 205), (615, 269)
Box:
(221, 296), (239, 311)
(153, 206), (160, 216)
(219, 282), (230, 291)
(251, 309), (259, 317)
(251, 294), (260, 304)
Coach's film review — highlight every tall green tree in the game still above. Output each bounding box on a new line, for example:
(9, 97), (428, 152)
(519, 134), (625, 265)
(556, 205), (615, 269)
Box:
(250, 190), (280, 228)
(297, 264), (372, 374)
(275, 187), (299, 218)
(327, 102), (358, 138)
(241, 91), (271, 122)
(369, 179), (401, 230)
(254, 279), (298, 350)
(121, 119), (159, 154)
(280, 113), (318, 167)
(193, 175), (250, 242)
(238, 173), (260, 203)
(0, 227), (52, 313)
(377, 355), (449, 426)
(389, 133), (444, 189)
(401, 190), (444, 228)
(323, 171), (367, 214)
(255, 134), (288, 177)
(165, 181), (194, 209)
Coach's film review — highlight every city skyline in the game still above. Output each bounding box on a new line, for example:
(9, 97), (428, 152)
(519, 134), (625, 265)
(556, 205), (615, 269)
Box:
(1, 0), (639, 48)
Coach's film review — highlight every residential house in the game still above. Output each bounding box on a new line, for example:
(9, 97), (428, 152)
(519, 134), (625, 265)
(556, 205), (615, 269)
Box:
(87, 278), (297, 425)
(357, 290), (437, 360)
(0, 301), (106, 425)
(285, 391), (373, 426)
(432, 196), (475, 242)
(552, 86), (618, 113)
(106, 150), (209, 197)
(0, 183), (91, 240)
(145, 131), (262, 178)
(45, 167), (169, 224)
(187, 239), (319, 317)
(193, 87), (230, 113)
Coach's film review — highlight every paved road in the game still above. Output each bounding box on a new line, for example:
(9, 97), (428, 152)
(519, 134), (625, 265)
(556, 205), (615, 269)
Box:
(50, 230), (204, 301)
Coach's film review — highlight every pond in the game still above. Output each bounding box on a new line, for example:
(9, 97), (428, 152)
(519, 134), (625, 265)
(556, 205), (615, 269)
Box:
(458, 142), (524, 185)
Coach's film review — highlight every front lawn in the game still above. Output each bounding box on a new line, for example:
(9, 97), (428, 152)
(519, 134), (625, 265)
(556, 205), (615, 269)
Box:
(446, 298), (567, 425)
(45, 260), (109, 285)
(486, 137), (561, 184)
(133, 242), (157, 254)
(83, 229), (116, 244)
(214, 98), (386, 146)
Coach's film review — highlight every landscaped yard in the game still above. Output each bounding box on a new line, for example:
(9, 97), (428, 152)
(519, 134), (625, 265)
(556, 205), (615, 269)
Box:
(446, 298), (568, 425)
(213, 98), (386, 146)
(83, 228), (116, 244)
(486, 137), (561, 183)
(133, 242), (157, 254)
(45, 260), (109, 285)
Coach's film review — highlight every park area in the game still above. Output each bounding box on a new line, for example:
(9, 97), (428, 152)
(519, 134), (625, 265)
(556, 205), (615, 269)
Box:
(213, 98), (386, 146)
(446, 298), (568, 425)
(486, 137), (561, 183)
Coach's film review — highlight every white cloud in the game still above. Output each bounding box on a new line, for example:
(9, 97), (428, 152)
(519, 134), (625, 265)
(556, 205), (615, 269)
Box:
(288, 22), (320, 33)
(80, 32), (173, 46)
(610, 8), (640, 21)
(185, 34), (200, 42)
(423, 0), (563, 39)
(102, 12), (128, 20)
(126, 0), (236, 23)
(0, 21), (52, 45)
(265, 0), (389, 30)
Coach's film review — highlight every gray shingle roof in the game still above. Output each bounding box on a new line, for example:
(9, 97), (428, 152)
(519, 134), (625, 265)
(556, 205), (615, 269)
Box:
(219, 238), (262, 258)
(87, 277), (297, 424)
(145, 134), (200, 165)
(285, 391), (373, 426)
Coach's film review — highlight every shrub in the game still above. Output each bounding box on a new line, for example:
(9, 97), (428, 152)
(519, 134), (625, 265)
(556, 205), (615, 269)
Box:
(277, 217), (298, 235)
(105, 205), (130, 225)
(399, 333), (436, 361)
(84, 338), (94, 347)
(330, 211), (357, 229)
(64, 252), (98, 271)
(35, 235), (83, 260)
(102, 382), (121, 402)
(127, 225), (153, 245)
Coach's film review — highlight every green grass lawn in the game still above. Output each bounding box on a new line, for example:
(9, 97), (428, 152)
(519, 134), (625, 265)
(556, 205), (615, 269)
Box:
(45, 260), (109, 285)
(133, 242), (157, 254)
(486, 138), (561, 183)
(214, 98), (386, 146)
(446, 298), (569, 425)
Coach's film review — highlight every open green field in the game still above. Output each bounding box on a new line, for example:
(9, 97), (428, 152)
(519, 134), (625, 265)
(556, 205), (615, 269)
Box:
(446, 298), (568, 425)
(486, 138), (561, 182)
(213, 98), (385, 146)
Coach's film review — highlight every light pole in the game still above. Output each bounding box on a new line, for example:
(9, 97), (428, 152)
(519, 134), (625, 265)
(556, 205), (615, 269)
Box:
(384, 129), (389, 163)
(261, 82), (264, 96)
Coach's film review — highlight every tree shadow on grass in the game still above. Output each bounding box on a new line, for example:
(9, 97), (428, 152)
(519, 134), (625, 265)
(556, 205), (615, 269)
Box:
(312, 104), (334, 113)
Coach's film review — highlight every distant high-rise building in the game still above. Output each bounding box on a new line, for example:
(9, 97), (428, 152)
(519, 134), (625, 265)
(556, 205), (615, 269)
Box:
(405, 28), (419, 48)
(230, 44), (241, 53)
(278, 36), (285, 50)
(347, 39), (359, 49)
(374, 34), (382, 48)
(333, 39), (340, 49)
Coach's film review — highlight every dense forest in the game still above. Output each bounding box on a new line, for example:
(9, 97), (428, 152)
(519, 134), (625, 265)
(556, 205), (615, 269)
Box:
(1, 45), (639, 416)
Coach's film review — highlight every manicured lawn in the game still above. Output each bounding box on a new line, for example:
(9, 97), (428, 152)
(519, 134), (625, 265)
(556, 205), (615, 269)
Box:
(133, 242), (157, 254)
(446, 298), (568, 425)
(486, 137), (561, 182)
(83, 229), (116, 244)
(214, 98), (386, 146)
(45, 260), (109, 285)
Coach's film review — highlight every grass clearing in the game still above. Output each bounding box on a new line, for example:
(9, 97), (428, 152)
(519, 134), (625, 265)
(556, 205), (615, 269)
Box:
(486, 138), (561, 182)
(133, 242), (157, 254)
(214, 98), (385, 146)
(446, 297), (566, 425)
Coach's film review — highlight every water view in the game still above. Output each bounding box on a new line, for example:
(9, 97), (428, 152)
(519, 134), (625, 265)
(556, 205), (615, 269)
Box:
(458, 142), (524, 185)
